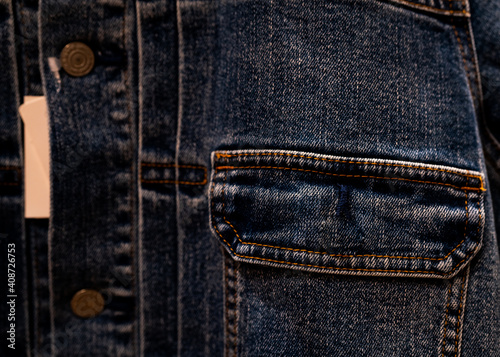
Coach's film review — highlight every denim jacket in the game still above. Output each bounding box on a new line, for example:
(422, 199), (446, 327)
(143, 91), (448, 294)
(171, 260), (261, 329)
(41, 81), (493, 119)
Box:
(1, 0), (499, 356)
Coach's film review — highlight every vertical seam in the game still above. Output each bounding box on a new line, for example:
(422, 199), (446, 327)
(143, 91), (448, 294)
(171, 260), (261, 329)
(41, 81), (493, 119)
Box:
(441, 281), (453, 356)
(135, 1), (145, 356)
(233, 263), (238, 357)
(467, 22), (486, 115)
(448, 0), (476, 107)
(464, 175), (469, 258)
(222, 168), (231, 357)
(34, 237), (41, 353)
(122, 2), (138, 356)
(441, 174), (467, 356)
(39, 4), (57, 355)
(6, 0), (29, 353)
(228, 153), (238, 357)
(463, 12), (483, 124)
(223, 154), (238, 357)
(448, 0), (476, 103)
(464, 26), (478, 105)
(224, 257), (230, 357)
(175, 1), (184, 355)
(454, 273), (467, 356)
(19, 0), (31, 94)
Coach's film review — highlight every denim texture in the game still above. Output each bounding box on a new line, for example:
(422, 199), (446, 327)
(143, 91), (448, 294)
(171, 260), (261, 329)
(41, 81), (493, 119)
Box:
(1, 0), (28, 356)
(1, 0), (499, 356)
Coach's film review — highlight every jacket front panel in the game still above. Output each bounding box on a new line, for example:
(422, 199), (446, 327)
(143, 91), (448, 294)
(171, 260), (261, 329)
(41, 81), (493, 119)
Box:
(0, 0), (499, 356)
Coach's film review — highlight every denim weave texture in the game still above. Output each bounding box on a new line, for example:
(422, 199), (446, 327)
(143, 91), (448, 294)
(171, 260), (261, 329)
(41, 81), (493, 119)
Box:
(0, 0), (499, 356)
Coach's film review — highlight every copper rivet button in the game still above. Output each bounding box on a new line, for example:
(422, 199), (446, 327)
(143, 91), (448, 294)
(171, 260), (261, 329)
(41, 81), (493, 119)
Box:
(60, 42), (95, 77)
(70, 289), (105, 318)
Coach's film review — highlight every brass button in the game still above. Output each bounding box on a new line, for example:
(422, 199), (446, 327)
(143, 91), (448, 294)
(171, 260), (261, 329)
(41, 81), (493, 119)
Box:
(60, 42), (95, 77)
(70, 289), (105, 318)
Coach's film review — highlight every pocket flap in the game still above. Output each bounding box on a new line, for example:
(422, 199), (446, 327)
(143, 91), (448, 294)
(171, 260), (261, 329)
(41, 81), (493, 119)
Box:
(209, 149), (486, 278)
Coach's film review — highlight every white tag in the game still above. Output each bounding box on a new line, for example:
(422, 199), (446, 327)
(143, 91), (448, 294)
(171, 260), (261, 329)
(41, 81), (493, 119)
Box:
(19, 96), (50, 218)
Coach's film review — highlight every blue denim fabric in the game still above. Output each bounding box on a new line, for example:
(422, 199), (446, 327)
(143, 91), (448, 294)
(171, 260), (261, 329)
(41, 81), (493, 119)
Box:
(1, 0), (499, 356)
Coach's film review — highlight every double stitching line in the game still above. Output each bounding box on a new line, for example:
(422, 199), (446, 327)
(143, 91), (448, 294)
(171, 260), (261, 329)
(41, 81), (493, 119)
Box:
(224, 258), (231, 357)
(223, 252), (238, 357)
(441, 271), (468, 357)
(220, 169), (473, 261)
(216, 165), (482, 192)
(454, 273), (467, 356)
(442, 282), (453, 356)
(216, 152), (483, 186)
(210, 164), (482, 275)
(140, 162), (207, 185)
(231, 262), (237, 357)
(386, 0), (469, 16)
(441, 175), (468, 356)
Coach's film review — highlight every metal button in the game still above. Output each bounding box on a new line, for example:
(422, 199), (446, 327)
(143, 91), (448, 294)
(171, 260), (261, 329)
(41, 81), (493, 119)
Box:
(70, 289), (105, 318)
(60, 42), (95, 77)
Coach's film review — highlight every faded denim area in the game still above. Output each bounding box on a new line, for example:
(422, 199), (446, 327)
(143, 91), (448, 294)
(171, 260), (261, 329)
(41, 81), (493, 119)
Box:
(0, 0), (499, 356)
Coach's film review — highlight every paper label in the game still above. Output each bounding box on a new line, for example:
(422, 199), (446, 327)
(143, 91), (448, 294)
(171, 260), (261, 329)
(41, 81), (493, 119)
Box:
(19, 96), (50, 218)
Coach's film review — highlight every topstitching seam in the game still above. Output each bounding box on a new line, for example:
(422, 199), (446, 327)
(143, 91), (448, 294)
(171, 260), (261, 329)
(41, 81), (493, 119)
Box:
(385, 0), (469, 16)
(215, 165), (483, 192)
(454, 273), (467, 356)
(215, 152), (483, 188)
(219, 168), (472, 261)
(442, 280), (453, 356)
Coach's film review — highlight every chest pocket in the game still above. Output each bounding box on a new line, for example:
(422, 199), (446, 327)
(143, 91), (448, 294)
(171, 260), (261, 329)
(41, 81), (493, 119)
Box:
(209, 149), (485, 279)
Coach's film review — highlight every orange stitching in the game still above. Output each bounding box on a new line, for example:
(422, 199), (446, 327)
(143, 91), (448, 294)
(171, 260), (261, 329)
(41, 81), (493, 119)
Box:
(241, 241), (476, 275)
(442, 281), (453, 356)
(0, 182), (20, 186)
(463, 175), (469, 249)
(221, 159), (239, 348)
(0, 167), (21, 171)
(214, 223), (478, 276)
(141, 163), (206, 170)
(215, 165), (484, 192)
(387, 0), (469, 16)
(442, 174), (467, 356)
(215, 152), (483, 188)
(232, 262), (238, 357)
(477, 196), (482, 237)
(224, 258), (230, 357)
(220, 167), (472, 261)
(140, 163), (207, 185)
(224, 217), (459, 259)
(454, 273), (467, 356)
(211, 168), (483, 275)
